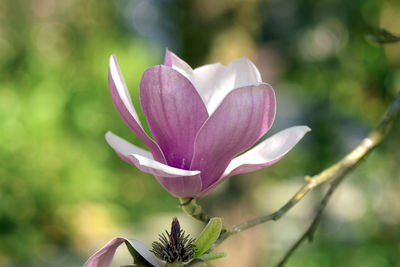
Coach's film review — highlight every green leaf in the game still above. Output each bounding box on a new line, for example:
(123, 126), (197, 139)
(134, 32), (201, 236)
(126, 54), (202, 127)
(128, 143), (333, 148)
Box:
(194, 217), (223, 257)
(198, 252), (227, 262)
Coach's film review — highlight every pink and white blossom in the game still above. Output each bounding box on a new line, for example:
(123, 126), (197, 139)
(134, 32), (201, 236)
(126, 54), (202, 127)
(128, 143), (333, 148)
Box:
(106, 49), (310, 198)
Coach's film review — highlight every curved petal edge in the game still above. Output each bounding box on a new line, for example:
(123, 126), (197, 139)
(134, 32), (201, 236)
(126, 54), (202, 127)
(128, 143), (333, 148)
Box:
(83, 237), (163, 267)
(127, 154), (203, 197)
(109, 54), (166, 163)
(163, 48), (194, 83)
(105, 131), (153, 160)
(105, 131), (203, 197)
(128, 154), (200, 178)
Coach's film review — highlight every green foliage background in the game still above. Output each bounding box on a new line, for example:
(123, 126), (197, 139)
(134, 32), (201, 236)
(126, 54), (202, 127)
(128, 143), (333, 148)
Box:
(0, 0), (399, 266)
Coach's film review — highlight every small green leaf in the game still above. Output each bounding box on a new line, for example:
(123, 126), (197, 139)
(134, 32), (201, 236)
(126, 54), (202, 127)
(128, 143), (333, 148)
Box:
(198, 252), (227, 262)
(194, 217), (223, 257)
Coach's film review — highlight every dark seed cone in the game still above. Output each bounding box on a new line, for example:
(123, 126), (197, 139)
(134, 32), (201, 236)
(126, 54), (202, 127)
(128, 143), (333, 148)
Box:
(151, 218), (196, 263)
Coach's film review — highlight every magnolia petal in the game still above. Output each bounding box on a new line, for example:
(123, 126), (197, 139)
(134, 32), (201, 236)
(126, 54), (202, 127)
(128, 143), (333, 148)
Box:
(140, 65), (209, 169)
(165, 49), (226, 110)
(224, 125), (311, 177)
(192, 62), (225, 107)
(105, 131), (153, 158)
(109, 55), (139, 125)
(163, 48), (173, 66)
(164, 50), (264, 115)
(105, 131), (203, 197)
(155, 174), (202, 198)
(105, 131), (153, 164)
(197, 126), (311, 197)
(205, 57), (263, 114)
(127, 154), (200, 177)
(109, 55), (166, 163)
(127, 154), (202, 197)
(190, 83), (276, 190)
(164, 48), (194, 83)
(83, 237), (163, 267)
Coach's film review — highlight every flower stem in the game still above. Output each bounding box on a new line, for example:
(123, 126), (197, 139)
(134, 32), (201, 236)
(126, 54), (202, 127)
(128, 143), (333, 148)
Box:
(179, 198), (211, 224)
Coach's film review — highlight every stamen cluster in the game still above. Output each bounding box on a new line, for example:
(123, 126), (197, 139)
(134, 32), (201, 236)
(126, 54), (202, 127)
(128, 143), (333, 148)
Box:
(151, 218), (196, 263)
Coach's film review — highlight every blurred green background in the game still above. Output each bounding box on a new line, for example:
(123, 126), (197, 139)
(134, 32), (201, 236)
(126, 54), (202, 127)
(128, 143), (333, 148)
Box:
(1, 0), (400, 266)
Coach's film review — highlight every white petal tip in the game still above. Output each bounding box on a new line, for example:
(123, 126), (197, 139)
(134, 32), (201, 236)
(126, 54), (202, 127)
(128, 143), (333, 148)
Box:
(104, 131), (114, 143)
(106, 133), (153, 159)
(301, 125), (312, 132)
(130, 153), (201, 177)
(105, 131), (112, 138)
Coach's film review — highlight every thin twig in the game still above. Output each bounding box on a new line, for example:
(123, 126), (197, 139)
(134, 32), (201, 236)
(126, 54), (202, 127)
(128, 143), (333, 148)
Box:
(368, 28), (400, 44)
(274, 165), (355, 266)
(211, 92), (400, 249)
(275, 91), (400, 265)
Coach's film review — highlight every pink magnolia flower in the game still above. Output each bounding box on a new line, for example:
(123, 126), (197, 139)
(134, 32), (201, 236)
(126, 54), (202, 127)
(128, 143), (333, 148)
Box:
(106, 49), (310, 198)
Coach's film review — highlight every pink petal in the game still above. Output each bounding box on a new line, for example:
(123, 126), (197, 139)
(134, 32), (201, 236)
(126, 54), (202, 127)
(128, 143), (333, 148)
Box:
(163, 48), (194, 83)
(163, 48), (173, 67)
(105, 132), (202, 197)
(83, 237), (163, 267)
(190, 83), (276, 191)
(140, 65), (209, 170)
(197, 126), (311, 197)
(109, 55), (166, 163)
(126, 154), (202, 197)
(155, 175), (202, 198)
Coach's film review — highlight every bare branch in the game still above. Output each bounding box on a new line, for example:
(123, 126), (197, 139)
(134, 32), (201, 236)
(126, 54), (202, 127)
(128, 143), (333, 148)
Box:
(274, 92), (400, 265)
(275, 169), (348, 266)
(211, 91), (400, 249)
